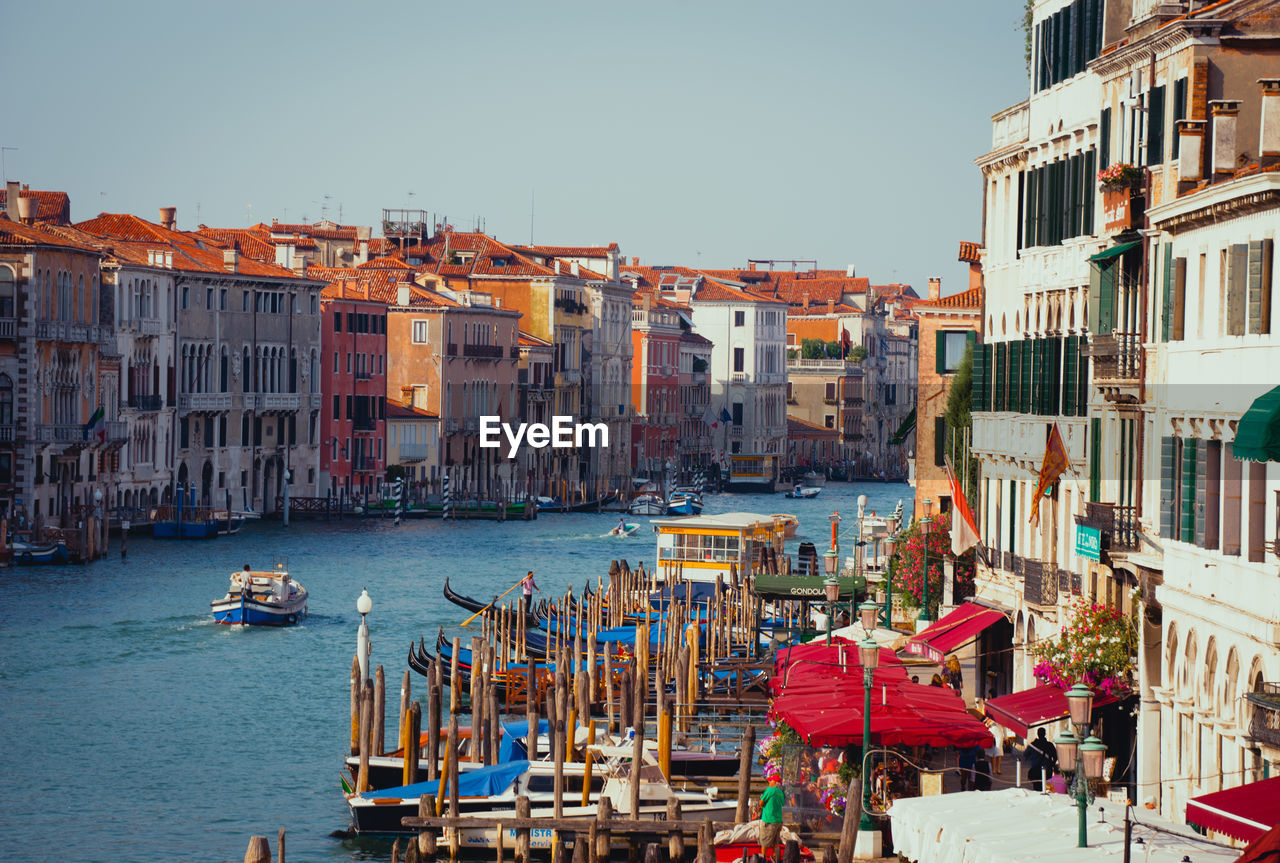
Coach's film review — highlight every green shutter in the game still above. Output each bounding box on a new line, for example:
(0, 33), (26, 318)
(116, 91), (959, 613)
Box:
(973, 342), (989, 412)
(1159, 436), (1177, 539)
(1180, 438), (1198, 541)
(1100, 108), (1111, 169)
(984, 343), (993, 411)
(1089, 417), (1102, 503)
(1173, 257), (1187, 341)
(1009, 480), (1017, 555)
(1195, 440), (1207, 547)
(1172, 78), (1187, 159)
(995, 342), (1007, 411)
(936, 329), (947, 373)
(1009, 341), (1022, 413)
(1063, 335), (1078, 416)
(1083, 150), (1096, 232)
(1031, 338), (1045, 415)
(1049, 337), (1063, 416)
(1147, 85), (1165, 166)
(1161, 243), (1174, 342)
(1228, 244), (1248, 336)
(1021, 337), (1033, 413)
(934, 417), (947, 468)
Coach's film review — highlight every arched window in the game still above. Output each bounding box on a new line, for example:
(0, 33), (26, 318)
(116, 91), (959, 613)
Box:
(0, 266), (15, 318)
(0, 373), (12, 424)
(76, 274), (84, 323)
(220, 346), (228, 393)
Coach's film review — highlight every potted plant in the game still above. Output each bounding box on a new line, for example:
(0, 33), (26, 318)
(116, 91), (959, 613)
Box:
(1097, 163), (1143, 189)
(1030, 598), (1137, 697)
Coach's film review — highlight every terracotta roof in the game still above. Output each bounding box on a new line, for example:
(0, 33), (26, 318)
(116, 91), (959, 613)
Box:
(680, 331), (713, 346)
(310, 266), (421, 305)
(0, 215), (101, 251)
(510, 243), (619, 257)
(695, 267), (869, 306)
(386, 399), (439, 420)
(787, 416), (840, 436)
(914, 285), (983, 311)
(690, 279), (781, 304)
(73, 214), (311, 280)
(517, 330), (552, 347)
(260, 220), (362, 241)
(957, 241), (982, 264)
(357, 255), (415, 271)
(193, 226), (277, 263)
(786, 302), (862, 317)
(0, 188), (72, 225)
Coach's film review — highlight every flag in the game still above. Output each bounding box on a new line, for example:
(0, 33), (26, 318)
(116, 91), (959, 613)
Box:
(946, 461), (980, 555)
(84, 406), (104, 441)
(1029, 423), (1069, 526)
(702, 405), (719, 429)
(840, 328), (852, 358)
(719, 407), (732, 424)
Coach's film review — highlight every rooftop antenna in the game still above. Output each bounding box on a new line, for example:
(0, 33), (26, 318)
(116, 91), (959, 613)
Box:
(338, 202), (343, 224)
(0, 146), (16, 184)
(245, 203), (253, 227)
(196, 202), (201, 224)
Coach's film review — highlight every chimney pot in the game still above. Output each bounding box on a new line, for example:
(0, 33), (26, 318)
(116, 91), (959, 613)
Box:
(159, 207), (176, 230)
(631, 257), (639, 266)
(223, 248), (238, 273)
(826, 299), (835, 314)
(1259, 78), (1280, 158)
(17, 195), (38, 224)
(801, 290), (810, 309)
(4, 181), (19, 220)
(928, 278), (942, 301)
(1210, 99), (1241, 175)
(846, 264), (855, 278)
(397, 285), (411, 306)
(1177, 119), (1207, 180)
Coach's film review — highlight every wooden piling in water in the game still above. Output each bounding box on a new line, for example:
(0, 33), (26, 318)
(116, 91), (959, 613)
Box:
(244, 835), (270, 863)
(667, 799), (684, 861)
(515, 796), (532, 863)
(399, 669), (412, 753)
(375, 665), (386, 756)
(350, 655), (361, 756)
(735, 725), (755, 824)
(428, 671), (442, 781)
(419, 794), (438, 859)
(404, 702), (422, 787)
(357, 683), (372, 792)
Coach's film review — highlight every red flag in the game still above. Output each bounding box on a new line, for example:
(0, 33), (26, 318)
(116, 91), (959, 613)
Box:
(946, 462), (980, 555)
(1029, 424), (1069, 526)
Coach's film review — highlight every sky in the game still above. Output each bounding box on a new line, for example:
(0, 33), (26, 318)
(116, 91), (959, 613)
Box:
(1, 0), (1029, 295)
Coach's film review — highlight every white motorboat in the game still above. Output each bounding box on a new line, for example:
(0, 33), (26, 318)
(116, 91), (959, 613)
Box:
(784, 484), (822, 499)
(629, 493), (664, 515)
(210, 562), (308, 626)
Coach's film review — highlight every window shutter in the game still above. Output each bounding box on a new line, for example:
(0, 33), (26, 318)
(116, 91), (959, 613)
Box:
(1096, 261), (1117, 335)
(1161, 243), (1174, 342)
(1147, 85), (1166, 166)
(1021, 337), (1033, 412)
(934, 416), (947, 468)
(1076, 336), (1090, 416)
(1017, 170), (1026, 252)
(1068, 0), (1079, 75)
(1172, 78), (1187, 159)
(1172, 257), (1187, 340)
(1247, 239), (1269, 334)
(1009, 341), (1022, 413)
(1222, 452), (1242, 556)
(935, 329), (947, 374)
(966, 331), (977, 357)
(1159, 435), (1177, 539)
(1049, 337), (1063, 416)
(1228, 243), (1248, 335)
(1063, 335), (1078, 416)
(1031, 338), (1045, 415)
(972, 342), (988, 412)
(1082, 0), (1097, 65)
(1195, 440), (1207, 547)
(1083, 150), (1096, 232)
(1180, 438), (1198, 541)
(1100, 108), (1112, 170)
(1090, 417), (1103, 503)
(995, 342), (1007, 411)
(1205, 440), (1221, 550)
(1247, 462), (1266, 563)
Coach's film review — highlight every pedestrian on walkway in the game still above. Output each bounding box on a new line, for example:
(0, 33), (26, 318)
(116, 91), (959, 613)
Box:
(983, 716), (1005, 774)
(944, 655), (963, 691)
(759, 775), (785, 861)
(1024, 727), (1058, 791)
(957, 745), (978, 791)
(973, 750), (993, 791)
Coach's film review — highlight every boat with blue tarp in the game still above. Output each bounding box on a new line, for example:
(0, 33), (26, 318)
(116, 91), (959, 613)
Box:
(210, 562), (308, 626)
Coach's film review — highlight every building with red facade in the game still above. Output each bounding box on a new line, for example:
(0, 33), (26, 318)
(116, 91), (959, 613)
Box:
(319, 279), (388, 497)
(630, 292), (683, 475)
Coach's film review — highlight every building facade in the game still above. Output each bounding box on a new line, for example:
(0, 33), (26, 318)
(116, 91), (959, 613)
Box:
(319, 283), (388, 497)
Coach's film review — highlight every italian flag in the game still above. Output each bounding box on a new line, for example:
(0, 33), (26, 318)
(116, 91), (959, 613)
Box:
(84, 405), (105, 441)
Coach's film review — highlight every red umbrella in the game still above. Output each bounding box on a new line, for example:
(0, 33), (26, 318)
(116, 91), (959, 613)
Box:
(1235, 825), (1280, 863)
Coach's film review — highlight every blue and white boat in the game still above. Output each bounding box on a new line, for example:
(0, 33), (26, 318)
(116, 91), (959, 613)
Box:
(10, 536), (70, 565)
(211, 563), (308, 626)
(665, 490), (703, 516)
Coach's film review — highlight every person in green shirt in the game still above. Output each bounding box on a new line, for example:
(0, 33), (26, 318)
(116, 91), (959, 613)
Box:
(759, 776), (784, 859)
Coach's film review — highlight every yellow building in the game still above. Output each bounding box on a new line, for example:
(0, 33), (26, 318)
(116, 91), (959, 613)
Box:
(652, 511), (789, 582)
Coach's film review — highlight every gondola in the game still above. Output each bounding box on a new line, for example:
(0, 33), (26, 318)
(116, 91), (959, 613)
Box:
(562, 490), (619, 512)
(442, 577), (544, 629)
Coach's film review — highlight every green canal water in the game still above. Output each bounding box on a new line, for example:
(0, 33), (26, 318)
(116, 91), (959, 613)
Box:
(0, 481), (911, 863)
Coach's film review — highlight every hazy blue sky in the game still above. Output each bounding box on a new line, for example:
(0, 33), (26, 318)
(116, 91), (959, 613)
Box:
(2, 1), (1028, 294)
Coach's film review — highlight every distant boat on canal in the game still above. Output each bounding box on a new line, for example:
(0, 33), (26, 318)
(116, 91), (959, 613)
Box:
(210, 562), (308, 626)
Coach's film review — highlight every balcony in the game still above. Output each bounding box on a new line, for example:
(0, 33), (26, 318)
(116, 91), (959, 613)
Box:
(1102, 187), (1146, 235)
(1247, 684), (1280, 747)
(463, 343), (504, 359)
(128, 394), (164, 411)
(446, 343), (458, 356)
(353, 418), (378, 433)
(509, 346), (520, 359)
(1089, 332), (1143, 403)
(253, 394), (301, 412)
(126, 318), (165, 336)
(1022, 558), (1054, 607)
(398, 443), (432, 463)
(36, 319), (103, 344)
(0, 317), (16, 339)
(462, 418), (479, 432)
(823, 397), (837, 405)
(355, 369), (371, 381)
(179, 393), (234, 411)
(787, 357), (859, 373)
(104, 421), (128, 443)
(728, 426), (743, 438)
(0, 424), (14, 442)
(1075, 501), (1140, 553)
(446, 418), (460, 433)
(36, 425), (84, 443)
(730, 372), (747, 383)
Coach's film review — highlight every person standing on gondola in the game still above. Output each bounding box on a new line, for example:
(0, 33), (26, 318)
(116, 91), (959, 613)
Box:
(521, 571), (539, 616)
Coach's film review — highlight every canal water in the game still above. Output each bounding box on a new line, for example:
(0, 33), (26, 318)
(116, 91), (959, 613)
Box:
(0, 481), (911, 863)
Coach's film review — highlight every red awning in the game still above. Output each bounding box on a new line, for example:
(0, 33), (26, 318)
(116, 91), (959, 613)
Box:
(904, 601), (1006, 664)
(982, 684), (1118, 737)
(1236, 825), (1280, 863)
(1186, 777), (1280, 842)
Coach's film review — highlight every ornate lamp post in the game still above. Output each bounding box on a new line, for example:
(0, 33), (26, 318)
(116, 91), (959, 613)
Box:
(822, 575), (840, 645)
(1054, 684), (1107, 847)
(917, 498), (934, 627)
(356, 588), (373, 684)
(858, 634), (880, 832)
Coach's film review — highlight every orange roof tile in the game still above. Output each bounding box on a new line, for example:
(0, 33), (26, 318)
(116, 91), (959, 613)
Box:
(914, 285), (983, 310)
(0, 215), (101, 251)
(787, 416), (840, 436)
(386, 399), (439, 420)
(957, 241), (982, 263)
(0, 188), (72, 224)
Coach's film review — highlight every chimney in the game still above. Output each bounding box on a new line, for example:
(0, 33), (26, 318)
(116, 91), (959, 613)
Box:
(223, 247), (238, 273)
(397, 285), (411, 306)
(554, 260), (561, 275)
(642, 293), (652, 312)
(749, 261), (757, 271)
(846, 264), (855, 278)
(1177, 119), (1207, 181)
(1260, 78), (1280, 159)
(801, 290), (810, 309)
(1210, 99), (1241, 175)
(17, 195), (37, 224)
(570, 261), (580, 277)
(4, 181), (18, 220)
(826, 299), (835, 315)
(291, 253), (305, 275)
(928, 277), (941, 301)
(159, 207), (176, 230)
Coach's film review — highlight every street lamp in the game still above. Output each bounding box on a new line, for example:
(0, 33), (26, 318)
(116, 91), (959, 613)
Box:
(855, 494), (868, 616)
(823, 510), (841, 578)
(917, 498), (934, 625)
(880, 535), (896, 629)
(1055, 684), (1107, 847)
(823, 575), (840, 645)
(858, 600), (879, 634)
(858, 634), (880, 833)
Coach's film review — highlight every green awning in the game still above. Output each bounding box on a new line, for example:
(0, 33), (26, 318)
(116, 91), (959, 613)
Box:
(1233, 385), (1280, 463)
(889, 407), (916, 446)
(1088, 240), (1141, 262)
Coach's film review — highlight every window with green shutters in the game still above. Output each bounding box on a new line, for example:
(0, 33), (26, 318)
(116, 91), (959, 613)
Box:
(984, 343), (993, 411)
(995, 342), (1007, 411)
(1160, 243), (1174, 342)
(1031, 339), (1044, 415)
(973, 342), (990, 412)
(1100, 107), (1111, 169)
(1049, 337), (1063, 416)
(1090, 260), (1118, 335)
(1063, 335), (1078, 416)
(1009, 341), (1022, 412)
(1160, 436), (1178, 540)
(1020, 337), (1033, 412)
(1089, 417), (1102, 503)
(1247, 239), (1273, 335)
(1195, 441), (1207, 547)
(1076, 336), (1090, 417)
(1173, 257), (1187, 340)
(1171, 78), (1187, 159)
(1147, 85), (1165, 166)
(1009, 481), (1017, 555)
(1180, 438), (1198, 541)
(934, 417), (947, 468)
(1083, 150), (1096, 232)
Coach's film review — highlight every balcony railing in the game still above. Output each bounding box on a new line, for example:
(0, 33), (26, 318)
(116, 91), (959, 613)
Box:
(353, 418), (377, 432)
(104, 421), (128, 443)
(463, 343), (504, 359)
(728, 426), (743, 438)
(128, 394), (164, 411)
(509, 346), (520, 359)
(823, 397), (837, 405)
(1023, 558), (1053, 606)
(125, 318), (165, 336)
(35, 319), (108, 344)
(355, 369), (371, 381)
(1247, 684), (1280, 747)
(179, 393), (234, 411)
(445, 418), (460, 433)
(1075, 501), (1140, 552)
(446, 343), (458, 356)
(1090, 333), (1142, 385)
(36, 424), (84, 443)
(730, 372), (747, 383)
(462, 418), (479, 432)
(787, 358), (860, 372)
(0, 318), (16, 339)
(398, 443), (432, 463)
(252, 394), (301, 411)
(0, 424), (14, 442)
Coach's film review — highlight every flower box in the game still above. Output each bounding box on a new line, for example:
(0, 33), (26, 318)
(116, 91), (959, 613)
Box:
(1102, 187), (1145, 235)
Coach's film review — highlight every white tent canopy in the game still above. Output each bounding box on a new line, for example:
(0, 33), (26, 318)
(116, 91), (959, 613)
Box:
(889, 788), (1238, 863)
